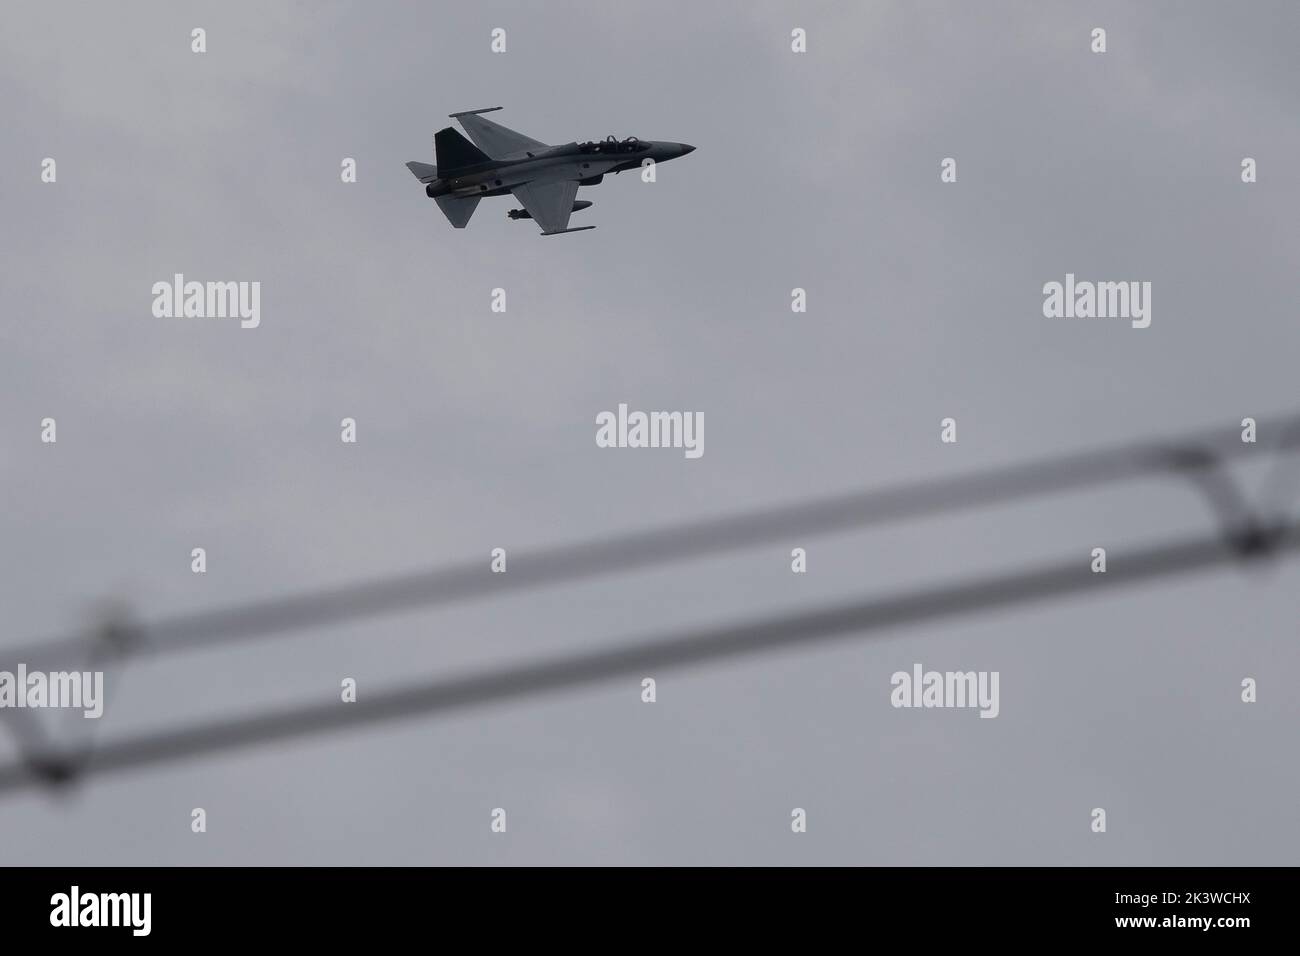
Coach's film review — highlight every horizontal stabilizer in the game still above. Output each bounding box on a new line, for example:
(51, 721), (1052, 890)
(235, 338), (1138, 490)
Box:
(434, 194), (480, 229)
(541, 226), (597, 237)
(449, 107), (503, 118)
(405, 161), (438, 183)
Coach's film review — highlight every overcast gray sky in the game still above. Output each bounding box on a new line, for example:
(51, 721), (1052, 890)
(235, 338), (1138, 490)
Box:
(2, 0), (1298, 864)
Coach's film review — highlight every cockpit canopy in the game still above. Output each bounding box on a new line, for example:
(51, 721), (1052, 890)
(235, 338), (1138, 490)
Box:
(578, 135), (651, 155)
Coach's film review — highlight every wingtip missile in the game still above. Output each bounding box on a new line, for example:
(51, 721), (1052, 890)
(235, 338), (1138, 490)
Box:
(541, 226), (597, 237)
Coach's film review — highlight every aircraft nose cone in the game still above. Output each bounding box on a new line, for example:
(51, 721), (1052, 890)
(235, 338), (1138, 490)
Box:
(679, 143), (696, 156)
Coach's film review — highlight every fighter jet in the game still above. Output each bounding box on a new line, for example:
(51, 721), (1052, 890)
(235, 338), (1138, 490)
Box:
(405, 108), (695, 236)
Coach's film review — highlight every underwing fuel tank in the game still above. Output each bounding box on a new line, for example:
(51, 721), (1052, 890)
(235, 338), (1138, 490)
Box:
(508, 200), (592, 221)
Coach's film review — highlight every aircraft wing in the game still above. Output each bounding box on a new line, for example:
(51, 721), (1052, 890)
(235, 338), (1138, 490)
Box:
(510, 180), (582, 235)
(453, 108), (547, 159)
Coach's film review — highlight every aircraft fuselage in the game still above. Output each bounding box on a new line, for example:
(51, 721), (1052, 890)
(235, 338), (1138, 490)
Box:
(410, 109), (695, 234)
(426, 140), (694, 199)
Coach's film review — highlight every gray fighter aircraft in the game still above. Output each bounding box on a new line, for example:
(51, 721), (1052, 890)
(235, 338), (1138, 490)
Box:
(405, 108), (695, 236)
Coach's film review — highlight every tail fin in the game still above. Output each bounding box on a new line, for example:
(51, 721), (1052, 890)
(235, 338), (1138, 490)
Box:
(435, 127), (490, 175)
(405, 161), (438, 182)
(434, 195), (480, 228)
